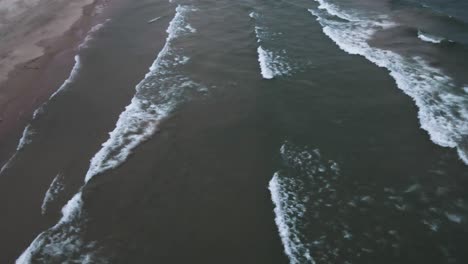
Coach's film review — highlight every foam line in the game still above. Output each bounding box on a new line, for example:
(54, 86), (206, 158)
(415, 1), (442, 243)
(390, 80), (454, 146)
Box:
(85, 5), (197, 182)
(309, 1), (468, 165)
(417, 30), (444, 44)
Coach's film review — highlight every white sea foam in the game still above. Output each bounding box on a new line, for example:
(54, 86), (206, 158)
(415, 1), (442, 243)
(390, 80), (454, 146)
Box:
(79, 20), (110, 49)
(41, 174), (65, 215)
(49, 55), (82, 99)
(16, 6), (198, 262)
(446, 213), (463, 223)
(316, 0), (357, 22)
(309, 1), (468, 165)
(0, 156), (14, 175)
(271, 141), (468, 263)
(257, 46), (274, 79)
(17, 192), (106, 263)
(50, 20), (108, 99)
(269, 172), (315, 264)
(251, 12), (292, 79)
(0, 125), (35, 175)
(256, 45), (292, 79)
(17, 124), (34, 150)
(269, 142), (339, 264)
(84, 98), (168, 182)
(254, 26), (262, 43)
(417, 30), (444, 44)
(16, 193), (84, 264)
(85, 5), (199, 182)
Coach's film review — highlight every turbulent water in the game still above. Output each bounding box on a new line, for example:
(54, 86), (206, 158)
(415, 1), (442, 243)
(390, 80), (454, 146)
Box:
(15, 5), (200, 263)
(271, 141), (468, 263)
(2, 0), (468, 263)
(310, 0), (468, 165)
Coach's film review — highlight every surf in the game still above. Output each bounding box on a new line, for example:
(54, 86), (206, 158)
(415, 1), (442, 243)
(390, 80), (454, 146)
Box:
(417, 30), (445, 44)
(41, 174), (65, 215)
(84, 4), (200, 182)
(309, 0), (468, 165)
(250, 11), (293, 79)
(16, 5), (200, 263)
(269, 141), (341, 264)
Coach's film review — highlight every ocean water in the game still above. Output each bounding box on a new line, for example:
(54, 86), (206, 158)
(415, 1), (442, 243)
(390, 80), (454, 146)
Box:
(1, 0), (467, 263)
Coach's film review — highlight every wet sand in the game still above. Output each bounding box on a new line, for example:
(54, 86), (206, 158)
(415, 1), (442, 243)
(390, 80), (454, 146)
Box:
(0, 0), (104, 164)
(0, 0), (95, 83)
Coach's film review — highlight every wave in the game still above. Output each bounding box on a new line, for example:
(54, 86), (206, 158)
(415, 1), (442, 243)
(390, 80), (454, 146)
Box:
(0, 124), (35, 175)
(49, 20), (110, 100)
(49, 56), (82, 99)
(0, 55), (80, 176)
(309, 0), (468, 165)
(250, 12), (292, 79)
(16, 5), (199, 263)
(85, 5), (199, 182)
(257, 46), (274, 79)
(256, 46), (292, 80)
(17, 124), (35, 150)
(79, 20), (110, 50)
(269, 141), (340, 264)
(270, 141), (468, 263)
(42, 20), (109, 104)
(41, 174), (65, 215)
(269, 173), (315, 264)
(417, 30), (445, 44)
(16, 192), (106, 264)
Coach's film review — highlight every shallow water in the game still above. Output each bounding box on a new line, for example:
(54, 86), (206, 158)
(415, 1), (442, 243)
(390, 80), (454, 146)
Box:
(1, 0), (467, 263)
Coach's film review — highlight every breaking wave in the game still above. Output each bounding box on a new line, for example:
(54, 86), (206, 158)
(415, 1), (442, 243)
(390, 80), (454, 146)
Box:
(270, 141), (468, 263)
(269, 141), (340, 264)
(16, 5), (199, 263)
(41, 174), (65, 215)
(85, 5), (201, 182)
(250, 11), (292, 79)
(309, 0), (468, 165)
(417, 30), (445, 44)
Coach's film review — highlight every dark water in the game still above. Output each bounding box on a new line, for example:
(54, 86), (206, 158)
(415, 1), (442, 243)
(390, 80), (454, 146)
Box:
(1, 0), (467, 263)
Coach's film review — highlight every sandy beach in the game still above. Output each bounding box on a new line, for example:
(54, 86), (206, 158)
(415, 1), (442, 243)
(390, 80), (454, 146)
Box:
(0, 0), (95, 83)
(0, 0), (106, 165)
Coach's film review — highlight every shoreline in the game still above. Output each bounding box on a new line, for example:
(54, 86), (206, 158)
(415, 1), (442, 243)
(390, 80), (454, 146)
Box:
(0, 0), (94, 84)
(0, 0), (114, 262)
(0, 0), (108, 165)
